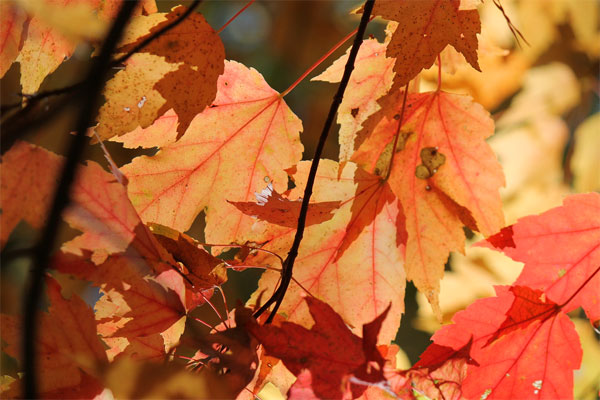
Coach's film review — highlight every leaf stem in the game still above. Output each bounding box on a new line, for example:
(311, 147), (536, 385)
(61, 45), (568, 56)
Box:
(254, 0), (376, 323)
(492, 0), (529, 48)
(280, 15), (375, 98)
(383, 83), (409, 182)
(21, 2), (140, 397)
(216, 0), (255, 34)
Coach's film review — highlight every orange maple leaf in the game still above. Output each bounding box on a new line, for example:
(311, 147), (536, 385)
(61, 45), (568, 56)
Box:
(372, 0), (481, 87)
(353, 90), (504, 316)
(122, 60), (304, 246)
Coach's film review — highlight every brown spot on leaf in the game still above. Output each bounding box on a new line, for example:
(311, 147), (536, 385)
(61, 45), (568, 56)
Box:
(415, 146), (446, 180)
(415, 165), (432, 179)
(351, 108), (359, 118)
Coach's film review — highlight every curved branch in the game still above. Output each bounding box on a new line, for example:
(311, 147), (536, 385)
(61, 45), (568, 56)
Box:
(254, 0), (376, 323)
(21, 1), (140, 397)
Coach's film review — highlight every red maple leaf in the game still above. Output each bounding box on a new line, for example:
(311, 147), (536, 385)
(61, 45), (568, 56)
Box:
(229, 182), (340, 228)
(481, 192), (600, 321)
(415, 285), (582, 400)
(245, 297), (390, 400)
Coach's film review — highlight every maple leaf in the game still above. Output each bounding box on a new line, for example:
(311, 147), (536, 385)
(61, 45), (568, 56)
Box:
(421, 285), (582, 400)
(371, 0), (481, 87)
(1, 142), (207, 337)
(117, 5), (225, 138)
(245, 297), (390, 400)
(229, 182), (340, 228)
(0, 141), (63, 248)
(248, 160), (405, 343)
(95, 4), (225, 142)
(481, 192), (600, 321)
(0, 277), (107, 398)
(122, 60), (304, 246)
(464, 287), (582, 399)
(354, 90), (504, 316)
(312, 38), (395, 163)
(0, 2), (27, 78)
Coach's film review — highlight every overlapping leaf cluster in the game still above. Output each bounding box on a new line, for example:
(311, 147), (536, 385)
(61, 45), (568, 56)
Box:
(1, 0), (598, 399)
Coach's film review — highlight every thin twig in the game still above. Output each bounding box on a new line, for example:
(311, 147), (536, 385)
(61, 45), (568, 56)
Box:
(492, 0), (529, 48)
(21, 2), (140, 397)
(216, 0), (255, 34)
(280, 15), (376, 98)
(253, 0), (376, 323)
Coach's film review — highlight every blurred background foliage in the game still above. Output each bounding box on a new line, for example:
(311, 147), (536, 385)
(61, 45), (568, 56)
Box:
(1, 1), (599, 398)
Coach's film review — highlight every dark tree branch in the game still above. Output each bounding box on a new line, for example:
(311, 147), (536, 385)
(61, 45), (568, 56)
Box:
(254, 0), (376, 323)
(1, 0), (203, 154)
(21, 1), (140, 397)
